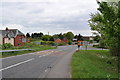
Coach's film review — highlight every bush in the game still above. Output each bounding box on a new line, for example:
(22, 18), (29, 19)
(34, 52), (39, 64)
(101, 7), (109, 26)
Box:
(68, 40), (72, 45)
(23, 43), (37, 48)
(58, 43), (65, 46)
(93, 45), (99, 48)
(2, 43), (13, 49)
(41, 41), (55, 46)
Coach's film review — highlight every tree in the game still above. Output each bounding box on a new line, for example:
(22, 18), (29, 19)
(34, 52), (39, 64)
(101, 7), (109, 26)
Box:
(89, 1), (120, 56)
(74, 35), (78, 39)
(53, 34), (59, 39)
(31, 32), (43, 38)
(26, 33), (30, 38)
(58, 33), (64, 40)
(41, 35), (51, 41)
(77, 34), (83, 41)
(31, 33), (34, 38)
(49, 36), (54, 41)
(65, 32), (74, 40)
(93, 35), (100, 42)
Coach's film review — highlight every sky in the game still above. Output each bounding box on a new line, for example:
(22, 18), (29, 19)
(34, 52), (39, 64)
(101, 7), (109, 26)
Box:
(0, 0), (99, 36)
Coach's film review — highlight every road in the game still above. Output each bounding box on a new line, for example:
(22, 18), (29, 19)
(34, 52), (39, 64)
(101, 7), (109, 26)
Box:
(1, 45), (77, 79)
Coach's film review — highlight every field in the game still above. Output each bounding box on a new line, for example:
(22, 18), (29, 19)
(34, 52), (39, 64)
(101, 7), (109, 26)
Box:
(71, 50), (119, 78)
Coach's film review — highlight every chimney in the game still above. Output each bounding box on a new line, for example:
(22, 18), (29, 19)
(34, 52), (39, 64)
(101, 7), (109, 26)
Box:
(6, 27), (9, 30)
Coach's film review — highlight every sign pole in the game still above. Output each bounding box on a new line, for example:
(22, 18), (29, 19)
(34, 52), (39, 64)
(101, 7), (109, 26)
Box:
(85, 46), (87, 51)
(78, 45), (80, 51)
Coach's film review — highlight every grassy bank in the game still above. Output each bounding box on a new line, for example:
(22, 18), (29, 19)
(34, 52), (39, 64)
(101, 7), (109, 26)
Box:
(71, 50), (118, 78)
(1, 45), (56, 58)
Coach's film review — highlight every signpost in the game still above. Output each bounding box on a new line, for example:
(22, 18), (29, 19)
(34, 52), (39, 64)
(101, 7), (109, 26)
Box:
(77, 41), (83, 51)
(77, 41), (88, 51)
(83, 41), (88, 50)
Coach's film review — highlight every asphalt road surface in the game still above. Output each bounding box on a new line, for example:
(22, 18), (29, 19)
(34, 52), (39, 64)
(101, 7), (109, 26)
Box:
(1, 45), (77, 78)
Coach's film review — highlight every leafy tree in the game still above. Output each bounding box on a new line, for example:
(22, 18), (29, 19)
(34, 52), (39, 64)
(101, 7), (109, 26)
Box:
(31, 32), (43, 38)
(74, 35), (78, 39)
(26, 33), (30, 38)
(77, 34), (83, 41)
(39, 32), (44, 38)
(58, 33), (64, 40)
(41, 35), (51, 41)
(93, 35), (100, 42)
(2, 43), (13, 49)
(49, 36), (54, 41)
(89, 1), (120, 56)
(53, 34), (59, 39)
(31, 33), (34, 38)
(65, 32), (74, 40)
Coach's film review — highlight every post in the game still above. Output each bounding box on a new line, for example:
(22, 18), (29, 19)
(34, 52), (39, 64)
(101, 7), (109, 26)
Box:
(85, 46), (87, 51)
(78, 45), (80, 51)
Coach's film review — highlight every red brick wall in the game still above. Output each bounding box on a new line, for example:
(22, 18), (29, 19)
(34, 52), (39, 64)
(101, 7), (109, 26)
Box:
(14, 35), (25, 46)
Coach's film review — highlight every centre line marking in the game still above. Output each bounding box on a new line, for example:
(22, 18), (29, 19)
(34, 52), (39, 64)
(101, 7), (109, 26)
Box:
(0, 58), (34, 71)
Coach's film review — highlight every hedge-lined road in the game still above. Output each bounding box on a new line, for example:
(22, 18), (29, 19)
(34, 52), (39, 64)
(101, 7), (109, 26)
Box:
(1, 45), (77, 78)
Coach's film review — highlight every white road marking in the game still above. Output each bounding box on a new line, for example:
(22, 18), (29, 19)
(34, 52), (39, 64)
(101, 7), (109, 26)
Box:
(39, 53), (51, 58)
(39, 56), (42, 58)
(0, 58), (34, 71)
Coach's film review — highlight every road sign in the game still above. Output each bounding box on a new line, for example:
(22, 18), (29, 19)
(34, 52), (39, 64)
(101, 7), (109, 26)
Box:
(83, 41), (88, 46)
(78, 41), (83, 46)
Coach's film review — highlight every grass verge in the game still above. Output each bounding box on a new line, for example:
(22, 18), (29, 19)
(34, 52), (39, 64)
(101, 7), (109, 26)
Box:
(71, 50), (118, 78)
(1, 45), (56, 58)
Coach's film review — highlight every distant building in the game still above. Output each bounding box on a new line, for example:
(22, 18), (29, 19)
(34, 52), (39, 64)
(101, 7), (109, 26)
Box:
(83, 36), (94, 41)
(54, 38), (62, 44)
(0, 28), (30, 46)
(62, 38), (68, 43)
(54, 38), (68, 44)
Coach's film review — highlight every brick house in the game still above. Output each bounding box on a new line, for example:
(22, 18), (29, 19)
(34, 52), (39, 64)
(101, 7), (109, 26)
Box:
(54, 38), (68, 44)
(61, 38), (68, 43)
(0, 28), (30, 46)
(54, 38), (62, 44)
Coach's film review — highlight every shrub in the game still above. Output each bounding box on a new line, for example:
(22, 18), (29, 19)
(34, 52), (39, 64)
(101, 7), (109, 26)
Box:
(58, 43), (65, 46)
(68, 40), (72, 45)
(2, 43), (13, 49)
(23, 43), (37, 48)
(47, 41), (55, 46)
(0, 44), (2, 49)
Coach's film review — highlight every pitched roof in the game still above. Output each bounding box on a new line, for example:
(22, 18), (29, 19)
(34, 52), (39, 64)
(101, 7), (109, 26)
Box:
(0, 28), (24, 38)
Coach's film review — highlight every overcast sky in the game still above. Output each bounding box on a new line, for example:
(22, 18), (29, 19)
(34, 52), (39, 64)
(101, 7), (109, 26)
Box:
(0, 0), (98, 36)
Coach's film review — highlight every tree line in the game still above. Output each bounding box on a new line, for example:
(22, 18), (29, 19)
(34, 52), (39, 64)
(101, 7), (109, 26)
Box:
(26, 32), (83, 41)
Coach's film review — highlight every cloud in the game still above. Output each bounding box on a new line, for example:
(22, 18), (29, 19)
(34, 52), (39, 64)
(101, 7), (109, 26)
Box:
(1, 0), (98, 36)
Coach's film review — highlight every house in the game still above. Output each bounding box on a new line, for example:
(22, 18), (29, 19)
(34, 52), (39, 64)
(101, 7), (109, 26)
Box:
(83, 36), (94, 41)
(54, 38), (62, 44)
(54, 38), (68, 44)
(62, 38), (68, 43)
(0, 28), (30, 46)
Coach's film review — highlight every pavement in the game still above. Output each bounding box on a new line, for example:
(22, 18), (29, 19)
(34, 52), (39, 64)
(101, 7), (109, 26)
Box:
(1, 45), (77, 78)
